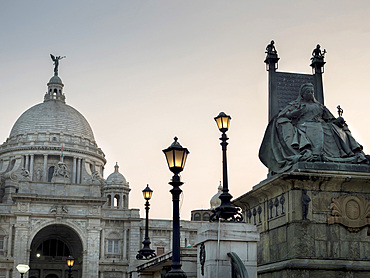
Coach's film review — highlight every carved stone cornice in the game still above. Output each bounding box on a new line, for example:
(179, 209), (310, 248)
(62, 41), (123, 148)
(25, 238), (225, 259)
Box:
(328, 194), (370, 232)
(12, 193), (106, 205)
(0, 145), (106, 162)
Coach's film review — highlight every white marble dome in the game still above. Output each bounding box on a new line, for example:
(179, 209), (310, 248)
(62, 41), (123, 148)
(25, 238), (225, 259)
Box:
(10, 101), (95, 142)
(0, 73), (106, 174)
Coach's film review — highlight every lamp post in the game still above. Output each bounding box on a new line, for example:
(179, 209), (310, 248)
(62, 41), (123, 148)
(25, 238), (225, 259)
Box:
(137, 184), (156, 260)
(16, 264), (30, 278)
(66, 255), (74, 278)
(163, 137), (189, 278)
(210, 112), (243, 222)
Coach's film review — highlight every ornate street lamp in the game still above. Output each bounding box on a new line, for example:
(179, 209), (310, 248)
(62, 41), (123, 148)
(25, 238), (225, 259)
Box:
(16, 264), (30, 278)
(210, 112), (243, 222)
(137, 184), (156, 260)
(163, 137), (189, 278)
(66, 255), (74, 278)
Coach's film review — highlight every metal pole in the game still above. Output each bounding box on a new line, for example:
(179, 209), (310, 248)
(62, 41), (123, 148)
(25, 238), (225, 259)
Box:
(221, 132), (230, 201)
(137, 195), (156, 260)
(210, 129), (243, 222)
(165, 174), (187, 278)
(144, 199), (150, 243)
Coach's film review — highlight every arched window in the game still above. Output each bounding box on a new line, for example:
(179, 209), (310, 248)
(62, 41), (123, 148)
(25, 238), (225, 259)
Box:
(48, 166), (55, 182)
(0, 229), (6, 256)
(106, 232), (120, 258)
(36, 238), (70, 257)
(194, 213), (201, 221)
(45, 274), (59, 278)
(107, 195), (112, 207)
(114, 194), (120, 208)
(203, 213), (210, 221)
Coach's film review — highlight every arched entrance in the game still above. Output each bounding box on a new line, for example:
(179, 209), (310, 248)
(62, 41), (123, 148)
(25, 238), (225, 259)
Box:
(29, 224), (83, 278)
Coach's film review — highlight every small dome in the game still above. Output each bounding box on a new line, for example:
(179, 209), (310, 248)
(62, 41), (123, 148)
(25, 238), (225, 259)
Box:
(48, 75), (63, 85)
(106, 163), (127, 185)
(210, 182), (222, 209)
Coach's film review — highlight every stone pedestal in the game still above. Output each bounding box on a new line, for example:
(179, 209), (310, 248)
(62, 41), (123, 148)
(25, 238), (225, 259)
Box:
(233, 169), (370, 277)
(195, 222), (259, 278)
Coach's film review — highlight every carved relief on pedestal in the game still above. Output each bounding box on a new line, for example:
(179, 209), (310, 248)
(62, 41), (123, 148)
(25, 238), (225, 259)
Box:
(7, 167), (31, 182)
(89, 205), (100, 215)
(18, 202), (29, 212)
(30, 219), (49, 232)
(49, 205), (68, 214)
(51, 161), (70, 183)
(328, 194), (370, 232)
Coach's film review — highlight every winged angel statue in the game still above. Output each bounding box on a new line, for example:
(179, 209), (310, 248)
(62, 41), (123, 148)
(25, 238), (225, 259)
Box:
(50, 54), (66, 76)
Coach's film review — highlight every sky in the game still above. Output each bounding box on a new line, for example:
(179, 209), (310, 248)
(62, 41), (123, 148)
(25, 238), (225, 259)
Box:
(1, 1), (370, 219)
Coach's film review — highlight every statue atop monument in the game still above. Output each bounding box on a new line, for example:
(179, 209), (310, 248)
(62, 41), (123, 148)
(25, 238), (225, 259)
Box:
(259, 83), (368, 173)
(311, 44), (326, 60)
(266, 40), (277, 56)
(50, 54), (66, 76)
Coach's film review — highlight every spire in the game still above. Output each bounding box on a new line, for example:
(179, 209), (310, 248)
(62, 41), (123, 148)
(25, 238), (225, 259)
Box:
(114, 162), (119, 173)
(44, 54), (66, 103)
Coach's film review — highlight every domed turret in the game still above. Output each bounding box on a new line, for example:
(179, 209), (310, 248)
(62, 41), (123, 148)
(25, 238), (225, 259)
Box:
(106, 163), (127, 185)
(103, 163), (130, 209)
(210, 182), (222, 209)
(44, 74), (65, 103)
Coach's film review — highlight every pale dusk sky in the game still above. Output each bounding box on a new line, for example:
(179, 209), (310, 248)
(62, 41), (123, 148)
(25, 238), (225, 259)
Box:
(1, 1), (370, 219)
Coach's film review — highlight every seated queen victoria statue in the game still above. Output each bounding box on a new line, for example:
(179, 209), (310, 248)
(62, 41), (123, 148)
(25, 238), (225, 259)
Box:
(259, 83), (368, 173)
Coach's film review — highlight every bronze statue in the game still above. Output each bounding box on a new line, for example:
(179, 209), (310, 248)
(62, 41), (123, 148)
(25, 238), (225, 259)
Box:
(50, 54), (66, 76)
(302, 189), (311, 220)
(259, 83), (367, 173)
(337, 105), (343, 117)
(266, 40), (277, 55)
(311, 44), (326, 59)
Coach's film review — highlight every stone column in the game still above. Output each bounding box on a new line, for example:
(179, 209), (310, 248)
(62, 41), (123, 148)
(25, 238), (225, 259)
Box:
(195, 222), (259, 278)
(43, 154), (48, 182)
(84, 221), (101, 278)
(77, 158), (81, 184)
(126, 194), (129, 209)
(120, 193), (124, 209)
(123, 229), (127, 259)
(7, 225), (13, 259)
(111, 194), (114, 208)
(29, 154), (34, 180)
(13, 216), (30, 278)
(25, 155), (29, 171)
(72, 157), (77, 183)
(100, 228), (105, 259)
(80, 158), (86, 183)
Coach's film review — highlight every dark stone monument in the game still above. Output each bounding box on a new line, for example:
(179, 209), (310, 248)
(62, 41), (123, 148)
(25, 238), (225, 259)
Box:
(261, 42), (369, 175)
(233, 41), (370, 277)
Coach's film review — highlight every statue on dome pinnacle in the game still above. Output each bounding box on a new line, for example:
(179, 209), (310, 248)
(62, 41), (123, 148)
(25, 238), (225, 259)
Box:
(50, 54), (66, 76)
